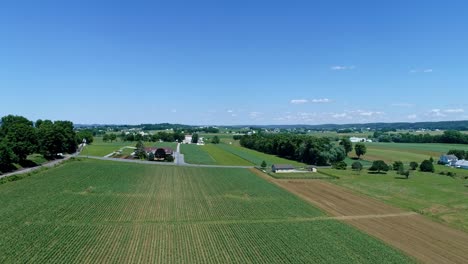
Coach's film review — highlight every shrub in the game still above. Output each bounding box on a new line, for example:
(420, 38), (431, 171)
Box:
(393, 161), (404, 172)
(369, 160), (389, 173)
(420, 160), (435, 173)
(332, 161), (347, 170)
(409, 162), (418, 170)
(402, 170), (410, 179)
(447, 171), (456, 177)
(351, 161), (363, 171)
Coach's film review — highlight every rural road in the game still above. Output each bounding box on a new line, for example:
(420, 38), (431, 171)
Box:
(174, 143), (187, 165)
(81, 142), (253, 169)
(78, 155), (255, 169)
(0, 153), (78, 180)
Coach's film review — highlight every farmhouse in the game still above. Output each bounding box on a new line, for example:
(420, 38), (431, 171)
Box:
(145, 147), (174, 156)
(272, 164), (295, 173)
(350, 137), (372, 143)
(439, 155), (458, 166)
(183, 134), (192, 144)
(455, 160), (468, 170)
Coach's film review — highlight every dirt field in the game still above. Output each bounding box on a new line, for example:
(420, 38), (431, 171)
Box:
(249, 169), (468, 264)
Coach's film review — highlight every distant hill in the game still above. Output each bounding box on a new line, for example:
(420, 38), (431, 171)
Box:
(234, 120), (468, 131)
(75, 120), (468, 131)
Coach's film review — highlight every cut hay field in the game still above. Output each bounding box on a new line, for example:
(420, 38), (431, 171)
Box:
(319, 168), (468, 233)
(353, 142), (468, 164)
(0, 159), (412, 263)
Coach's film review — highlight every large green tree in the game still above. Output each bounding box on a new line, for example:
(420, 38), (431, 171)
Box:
(54, 121), (77, 153)
(339, 138), (353, 155)
(0, 141), (17, 172)
(191, 133), (199, 144)
(134, 141), (147, 159)
(76, 130), (94, 145)
(37, 120), (65, 157)
(0, 115), (37, 161)
(354, 143), (367, 159)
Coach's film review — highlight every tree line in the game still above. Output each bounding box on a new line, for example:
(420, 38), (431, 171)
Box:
(240, 133), (347, 165)
(0, 115), (90, 172)
(372, 130), (468, 144)
(117, 131), (186, 142)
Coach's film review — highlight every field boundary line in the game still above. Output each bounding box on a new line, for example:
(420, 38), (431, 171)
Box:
(7, 213), (419, 227)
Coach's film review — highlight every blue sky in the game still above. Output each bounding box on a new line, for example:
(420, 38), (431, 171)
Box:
(1, 0), (467, 125)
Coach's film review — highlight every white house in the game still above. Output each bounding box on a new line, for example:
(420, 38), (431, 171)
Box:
(271, 164), (295, 173)
(350, 137), (371, 143)
(455, 160), (468, 170)
(439, 155), (458, 166)
(183, 134), (192, 144)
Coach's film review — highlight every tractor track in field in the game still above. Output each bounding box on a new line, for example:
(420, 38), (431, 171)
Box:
(250, 168), (468, 264)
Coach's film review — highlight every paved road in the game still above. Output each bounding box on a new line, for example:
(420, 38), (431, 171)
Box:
(0, 153), (78, 180)
(174, 143), (187, 165)
(78, 155), (254, 169)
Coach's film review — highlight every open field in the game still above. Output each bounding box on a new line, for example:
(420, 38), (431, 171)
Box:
(202, 145), (253, 166)
(182, 143), (305, 167)
(353, 142), (468, 164)
(180, 144), (217, 165)
(84, 137), (177, 157)
(318, 168), (468, 232)
(181, 144), (253, 166)
(0, 159), (412, 263)
(217, 144), (306, 167)
(275, 179), (468, 264)
(83, 137), (131, 156)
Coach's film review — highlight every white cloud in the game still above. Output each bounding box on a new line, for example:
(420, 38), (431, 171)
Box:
(391, 103), (414, 107)
(407, 114), (417, 119)
(249, 112), (263, 118)
(410, 68), (433, 73)
(429, 109), (446, 117)
(290, 99), (308, 104)
(358, 111), (384, 116)
(290, 98), (332, 104)
(227, 110), (234, 113)
(443, 108), (464, 113)
(331, 65), (355, 71)
(311, 98), (332, 103)
(332, 113), (347, 118)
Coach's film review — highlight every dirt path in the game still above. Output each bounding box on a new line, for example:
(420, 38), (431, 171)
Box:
(249, 169), (468, 264)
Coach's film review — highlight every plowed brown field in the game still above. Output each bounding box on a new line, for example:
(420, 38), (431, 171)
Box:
(249, 169), (468, 264)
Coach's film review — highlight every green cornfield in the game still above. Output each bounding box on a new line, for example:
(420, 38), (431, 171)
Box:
(0, 159), (413, 263)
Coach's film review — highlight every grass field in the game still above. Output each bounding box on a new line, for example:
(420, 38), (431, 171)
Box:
(0, 159), (412, 263)
(180, 144), (217, 165)
(181, 144), (253, 166)
(321, 167), (468, 232)
(202, 144), (253, 166)
(84, 137), (177, 157)
(83, 137), (131, 156)
(182, 143), (306, 167)
(217, 144), (306, 167)
(352, 142), (468, 164)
